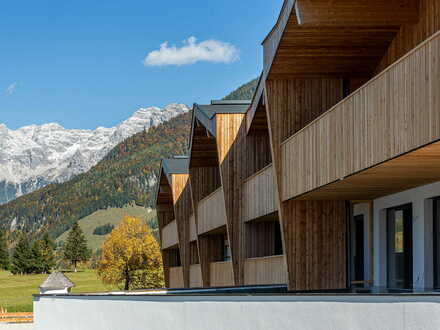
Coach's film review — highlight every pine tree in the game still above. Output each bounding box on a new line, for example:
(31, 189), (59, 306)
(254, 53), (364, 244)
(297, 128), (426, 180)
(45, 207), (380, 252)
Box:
(63, 223), (89, 272)
(11, 235), (33, 275)
(30, 241), (45, 274)
(0, 230), (9, 270)
(39, 233), (56, 273)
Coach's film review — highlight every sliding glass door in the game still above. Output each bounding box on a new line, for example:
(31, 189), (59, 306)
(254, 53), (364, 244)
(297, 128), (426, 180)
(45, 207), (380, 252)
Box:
(387, 204), (413, 290)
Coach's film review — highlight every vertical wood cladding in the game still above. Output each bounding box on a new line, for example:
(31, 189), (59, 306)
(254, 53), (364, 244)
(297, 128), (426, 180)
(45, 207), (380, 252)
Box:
(189, 241), (199, 265)
(198, 234), (225, 287)
(189, 166), (221, 287)
(189, 167), (222, 205)
(265, 78), (346, 291)
(246, 220), (282, 258)
(216, 114), (247, 285)
(282, 200), (347, 290)
(162, 248), (181, 288)
(245, 131), (272, 179)
(376, 0), (440, 72)
(171, 174), (193, 288)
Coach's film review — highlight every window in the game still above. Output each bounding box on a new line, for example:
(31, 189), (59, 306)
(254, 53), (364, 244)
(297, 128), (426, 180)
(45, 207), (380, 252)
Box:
(222, 235), (231, 261)
(387, 204), (413, 290)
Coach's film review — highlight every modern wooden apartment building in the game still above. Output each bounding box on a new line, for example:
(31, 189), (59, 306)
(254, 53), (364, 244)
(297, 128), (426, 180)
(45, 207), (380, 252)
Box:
(156, 0), (440, 292)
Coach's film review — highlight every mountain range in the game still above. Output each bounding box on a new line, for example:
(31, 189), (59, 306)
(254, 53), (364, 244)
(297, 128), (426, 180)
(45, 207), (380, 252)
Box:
(0, 78), (257, 240)
(0, 104), (189, 204)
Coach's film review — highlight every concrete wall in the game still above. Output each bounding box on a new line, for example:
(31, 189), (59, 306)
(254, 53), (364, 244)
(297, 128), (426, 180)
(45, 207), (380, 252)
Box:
(34, 294), (440, 330)
(374, 181), (440, 291)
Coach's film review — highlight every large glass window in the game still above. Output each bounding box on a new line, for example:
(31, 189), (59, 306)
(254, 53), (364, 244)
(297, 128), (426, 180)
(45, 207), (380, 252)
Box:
(387, 204), (413, 290)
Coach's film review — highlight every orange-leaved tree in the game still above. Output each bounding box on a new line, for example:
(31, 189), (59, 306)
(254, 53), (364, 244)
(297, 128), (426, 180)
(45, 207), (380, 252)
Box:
(97, 216), (164, 290)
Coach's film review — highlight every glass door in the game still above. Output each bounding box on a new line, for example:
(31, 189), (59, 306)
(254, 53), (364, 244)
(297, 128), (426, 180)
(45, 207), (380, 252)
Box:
(352, 215), (365, 286)
(387, 204), (413, 290)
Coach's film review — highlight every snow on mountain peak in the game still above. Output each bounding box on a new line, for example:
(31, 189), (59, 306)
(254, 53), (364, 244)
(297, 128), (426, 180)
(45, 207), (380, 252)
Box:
(0, 103), (189, 204)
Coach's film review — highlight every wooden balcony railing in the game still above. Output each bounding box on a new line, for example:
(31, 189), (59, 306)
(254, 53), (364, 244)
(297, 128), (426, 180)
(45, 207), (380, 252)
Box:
(210, 261), (234, 287)
(243, 164), (277, 221)
(161, 220), (178, 249)
(244, 255), (287, 286)
(197, 187), (227, 235)
(281, 30), (440, 201)
(169, 266), (184, 288)
(189, 264), (202, 288)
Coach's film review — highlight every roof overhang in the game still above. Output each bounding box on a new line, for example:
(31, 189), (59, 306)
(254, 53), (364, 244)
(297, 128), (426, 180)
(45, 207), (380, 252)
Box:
(262, 0), (419, 79)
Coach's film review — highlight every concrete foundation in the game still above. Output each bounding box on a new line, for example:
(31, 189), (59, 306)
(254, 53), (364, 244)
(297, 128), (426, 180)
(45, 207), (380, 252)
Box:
(34, 293), (440, 330)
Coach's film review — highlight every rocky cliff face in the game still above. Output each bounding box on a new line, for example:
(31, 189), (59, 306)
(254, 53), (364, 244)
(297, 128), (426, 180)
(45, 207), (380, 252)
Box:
(0, 103), (189, 204)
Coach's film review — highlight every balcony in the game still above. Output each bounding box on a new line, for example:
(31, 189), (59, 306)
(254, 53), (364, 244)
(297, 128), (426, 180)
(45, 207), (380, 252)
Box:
(281, 30), (440, 201)
(243, 164), (277, 221)
(197, 187), (227, 235)
(189, 264), (202, 288)
(161, 220), (178, 250)
(169, 266), (184, 288)
(244, 255), (287, 286)
(210, 261), (234, 287)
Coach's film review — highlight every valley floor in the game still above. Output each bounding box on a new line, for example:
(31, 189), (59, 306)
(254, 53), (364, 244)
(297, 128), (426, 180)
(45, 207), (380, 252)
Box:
(0, 270), (116, 312)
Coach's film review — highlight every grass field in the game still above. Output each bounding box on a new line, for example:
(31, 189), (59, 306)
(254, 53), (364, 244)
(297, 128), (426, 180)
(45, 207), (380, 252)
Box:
(0, 270), (117, 312)
(56, 205), (156, 252)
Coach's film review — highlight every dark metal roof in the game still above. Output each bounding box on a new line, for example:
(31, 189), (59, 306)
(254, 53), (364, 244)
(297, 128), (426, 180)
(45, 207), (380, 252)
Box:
(40, 272), (75, 289)
(162, 157), (189, 176)
(193, 100), (251, 136)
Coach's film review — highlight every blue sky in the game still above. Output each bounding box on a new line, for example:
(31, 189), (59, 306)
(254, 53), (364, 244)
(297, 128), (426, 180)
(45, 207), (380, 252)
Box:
(0, 1), (283, 130)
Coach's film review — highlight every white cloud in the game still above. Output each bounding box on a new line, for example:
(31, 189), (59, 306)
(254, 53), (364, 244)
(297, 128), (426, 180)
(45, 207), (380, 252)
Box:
(143, 36), (239, 67)
(5, 82), (18, 96)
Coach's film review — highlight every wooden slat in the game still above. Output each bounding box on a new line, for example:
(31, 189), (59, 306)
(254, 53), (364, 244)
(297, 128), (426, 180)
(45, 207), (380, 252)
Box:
(243, 164), (277, 221)
(189, 264), (203, 288)
(0, 313), (33, 324)
(197, 187), (227, 235)
(244, 255), (287, 286)
(210, 261), (234, 287)
(161, 220), (178, 250)
(171, 174), (193, 288)
(281, 30), (440, 201)
(169, 266), (184, 288)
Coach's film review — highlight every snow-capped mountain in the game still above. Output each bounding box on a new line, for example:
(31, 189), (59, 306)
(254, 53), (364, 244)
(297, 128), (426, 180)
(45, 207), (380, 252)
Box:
(0, 103), (189, 204)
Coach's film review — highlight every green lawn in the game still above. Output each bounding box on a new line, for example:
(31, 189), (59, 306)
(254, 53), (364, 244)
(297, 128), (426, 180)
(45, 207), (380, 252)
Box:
(0, 269), (117, 312)
(56, 205), (156, 252)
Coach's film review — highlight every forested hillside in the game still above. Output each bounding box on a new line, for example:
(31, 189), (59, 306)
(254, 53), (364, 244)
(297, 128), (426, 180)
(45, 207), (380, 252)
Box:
(0, 113), (191, 239)
(0, 78), (257, 241)
(223, 78), (258, 100)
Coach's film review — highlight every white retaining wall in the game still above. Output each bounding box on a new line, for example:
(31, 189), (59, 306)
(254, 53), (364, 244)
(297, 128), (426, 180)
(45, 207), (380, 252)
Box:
(34, 294), (440, 330)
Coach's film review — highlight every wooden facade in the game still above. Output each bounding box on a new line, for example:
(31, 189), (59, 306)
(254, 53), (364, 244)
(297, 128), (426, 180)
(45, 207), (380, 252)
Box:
(155, 0), (439, 292)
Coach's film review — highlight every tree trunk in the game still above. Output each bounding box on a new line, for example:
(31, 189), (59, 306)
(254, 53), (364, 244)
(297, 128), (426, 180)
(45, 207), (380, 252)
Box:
(124, 265), (130, 291)
(74, 261), (77, 273)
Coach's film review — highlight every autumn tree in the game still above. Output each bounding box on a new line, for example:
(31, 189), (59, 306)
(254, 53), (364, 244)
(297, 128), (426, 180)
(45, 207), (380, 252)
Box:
(63, 223), (90, 272)
(97, 216), (164, 290)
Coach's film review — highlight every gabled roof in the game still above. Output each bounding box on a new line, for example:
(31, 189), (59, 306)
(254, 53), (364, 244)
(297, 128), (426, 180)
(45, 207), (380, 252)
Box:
(162, 157), (189, 180)
(154, 157), (189, 206)
(40, 272), (75, 289)
(193, 100), (251, 136)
